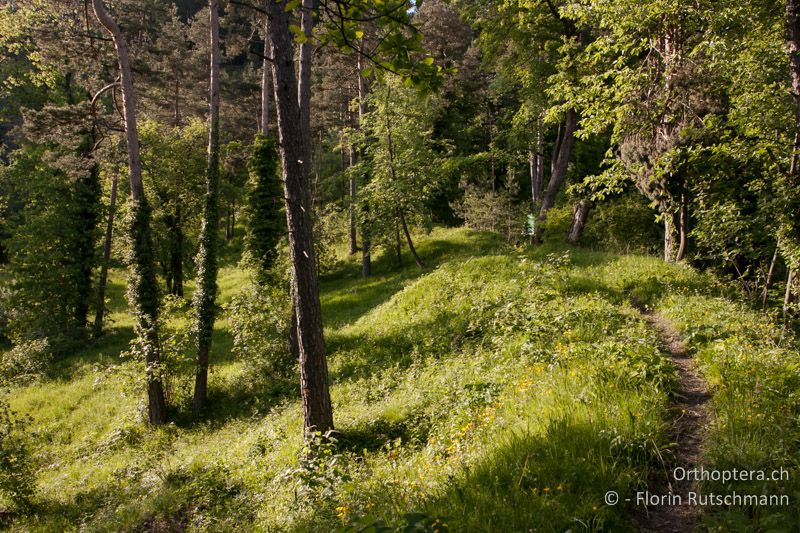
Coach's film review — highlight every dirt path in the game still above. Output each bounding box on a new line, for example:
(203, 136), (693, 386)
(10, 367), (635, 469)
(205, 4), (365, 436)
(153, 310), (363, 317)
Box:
(636, 310), (712, 533)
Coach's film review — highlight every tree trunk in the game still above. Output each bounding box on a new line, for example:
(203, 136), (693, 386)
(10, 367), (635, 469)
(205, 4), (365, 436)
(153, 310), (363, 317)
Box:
(349, 145), (357, 255)
(787, 0), (800, 178)
(664, 213), (676, 262)
(566, 199), (591, 244)
(675, 192), (688, 262)
(530, 122), (544, 207)
(395, 220), (403, 267)
(94, 171), (119, 337)
(74, 162), (101, 334)
(532, 108), (578, 244)
(92, 0), (167, 425)
(762, 244), (780, 306)
(192, 0), (222, 413)
(266, 0), (333, 434)
(784, 268), (795, 316)
(169, 204), (184, 296)
(356, 49), (371, 277)
(399, 209), (423, 269)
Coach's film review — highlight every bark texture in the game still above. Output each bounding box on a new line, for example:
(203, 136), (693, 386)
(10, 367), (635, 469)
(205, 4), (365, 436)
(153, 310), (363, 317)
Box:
(266, 0), (333, 434)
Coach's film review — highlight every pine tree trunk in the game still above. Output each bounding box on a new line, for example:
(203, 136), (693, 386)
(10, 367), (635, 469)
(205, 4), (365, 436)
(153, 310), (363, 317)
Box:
(192, 0), (222, 413)
(94, 171), (119, 337)
(266, 0), (333, 434)
(261, 11), (270, 134)
(533, 108), (578, 244)
(92, 0), (167, 425)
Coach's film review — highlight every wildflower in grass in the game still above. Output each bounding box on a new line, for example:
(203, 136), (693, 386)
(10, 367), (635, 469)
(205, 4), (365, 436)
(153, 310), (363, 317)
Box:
(335, 505), (349, 521)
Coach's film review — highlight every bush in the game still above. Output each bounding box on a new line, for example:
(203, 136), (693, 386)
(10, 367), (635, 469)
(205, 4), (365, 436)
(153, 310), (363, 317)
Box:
(581, 193), (661, 254)
(0, 339), (51, 385)
(540, 205), (573, 244)
(454, 187), (527, 244)
(227, 281), (294, 381)
(0, 397), (36, 513)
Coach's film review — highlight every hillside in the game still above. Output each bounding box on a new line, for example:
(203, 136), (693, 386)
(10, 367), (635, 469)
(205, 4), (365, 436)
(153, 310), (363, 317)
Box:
(2, 228), (797, 531)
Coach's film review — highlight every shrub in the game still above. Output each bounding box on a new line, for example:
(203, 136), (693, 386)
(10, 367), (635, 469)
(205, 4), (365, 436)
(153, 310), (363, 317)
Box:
(454, 186), (527, 244)
(227, 281), (294, 380)
(0, 397), (36, 513)
(581, 193), (661, 254)
(0, 338), (51, 385)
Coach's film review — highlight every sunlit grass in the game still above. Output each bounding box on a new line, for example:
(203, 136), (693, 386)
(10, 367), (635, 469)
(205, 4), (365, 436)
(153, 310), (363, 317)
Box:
(5, 227), (798, 531)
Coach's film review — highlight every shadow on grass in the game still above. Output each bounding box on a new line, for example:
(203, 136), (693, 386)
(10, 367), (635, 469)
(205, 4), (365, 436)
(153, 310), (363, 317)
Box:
(321, 229), (507, 330)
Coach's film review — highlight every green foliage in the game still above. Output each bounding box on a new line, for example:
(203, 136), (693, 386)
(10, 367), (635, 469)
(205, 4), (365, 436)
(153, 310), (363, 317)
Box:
(226, 280), (294, 383)
(357, 80), (450, 253)
(0, 338), (50, 385)
(662, 296), (800, 531)
(0, 397), (36, 513)
(454, 185), (526, 243)
(139, 120), (207, 292)
(244, 134), (285, 282)
(0, 145), (100, 352)
(580, 192), (662, 254)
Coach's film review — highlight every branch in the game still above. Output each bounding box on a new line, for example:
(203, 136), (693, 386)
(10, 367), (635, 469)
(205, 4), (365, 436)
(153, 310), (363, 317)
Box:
(228, 0), (268, 15)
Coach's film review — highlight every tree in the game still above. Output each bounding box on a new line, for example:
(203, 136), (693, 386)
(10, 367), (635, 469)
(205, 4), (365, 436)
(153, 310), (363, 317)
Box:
(264, 0), (334, 434)
(192, 0), (222, 413)
(92, 0), (167, 425)
(358, 80), (448, 266)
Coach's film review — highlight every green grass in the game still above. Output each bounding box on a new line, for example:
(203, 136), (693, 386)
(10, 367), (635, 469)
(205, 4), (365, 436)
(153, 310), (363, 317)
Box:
(3, 227), (799, 531)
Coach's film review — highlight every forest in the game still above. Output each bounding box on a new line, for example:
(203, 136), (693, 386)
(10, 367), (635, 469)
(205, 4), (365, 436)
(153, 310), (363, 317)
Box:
(0, 0), (799, 531)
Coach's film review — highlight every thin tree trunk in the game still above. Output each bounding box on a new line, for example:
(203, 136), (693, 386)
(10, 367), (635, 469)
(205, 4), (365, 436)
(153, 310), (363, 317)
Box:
(566, 199), (591, 244)
(356, 48), (371, 277)
(533, 108), (578, 244)
(382, 87), (422, 269)
(192, 0), (222, 413)
(762, 244), (780, 306)
(664, 213), (675, 262)
(349, 145), (357, 255)
(399, 208), (423, 269)
(92, 0), (166, 425)
(395, 220), (403, 267)
(169, 204), (184, 296)
(784, 268), (795, 316)
(266, 0), (333, 434)
(675, 193), (688, 261)
(94, 171), (119, 337)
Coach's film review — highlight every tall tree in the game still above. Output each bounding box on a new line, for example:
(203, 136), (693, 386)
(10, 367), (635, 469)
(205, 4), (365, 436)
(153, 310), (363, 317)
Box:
(264, 0), (333, 434)
(92, 0), (167, 425)
(192, 0), (222, 412)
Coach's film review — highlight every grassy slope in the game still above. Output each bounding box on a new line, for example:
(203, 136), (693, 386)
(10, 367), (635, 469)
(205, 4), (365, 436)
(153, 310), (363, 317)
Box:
(5, 228), (799, 531)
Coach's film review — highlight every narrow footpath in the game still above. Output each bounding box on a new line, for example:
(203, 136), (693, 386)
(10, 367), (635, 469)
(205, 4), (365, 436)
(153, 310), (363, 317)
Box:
(637, 310), (712, 533)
